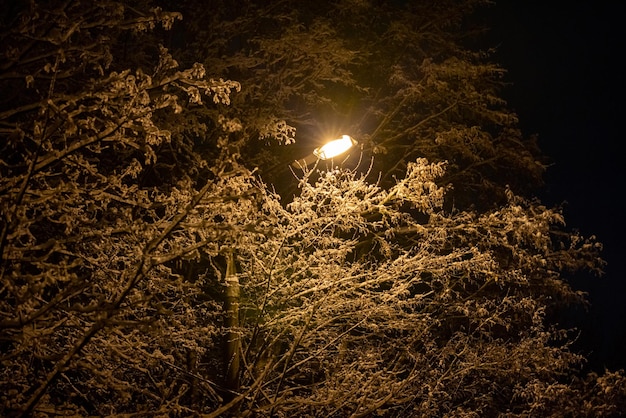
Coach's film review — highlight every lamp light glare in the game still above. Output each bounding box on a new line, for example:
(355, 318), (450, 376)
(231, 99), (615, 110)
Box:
(313, 135), (356, 160)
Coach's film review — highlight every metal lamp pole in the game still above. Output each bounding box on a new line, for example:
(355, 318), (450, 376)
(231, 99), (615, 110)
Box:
(224, 249), (240, 394)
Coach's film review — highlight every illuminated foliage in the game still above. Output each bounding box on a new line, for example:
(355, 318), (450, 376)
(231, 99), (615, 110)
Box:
(1, 1), (624, 417)
(222, 162), (612, 417)
(0, 1), (241, 415)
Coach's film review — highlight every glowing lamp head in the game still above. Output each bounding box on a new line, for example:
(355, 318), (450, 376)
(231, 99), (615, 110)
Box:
(313, 135), (357, 160)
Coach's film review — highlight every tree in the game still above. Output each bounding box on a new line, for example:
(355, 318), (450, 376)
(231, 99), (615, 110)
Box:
(0, 1), (244, 415)
(1, 1), (625, 417)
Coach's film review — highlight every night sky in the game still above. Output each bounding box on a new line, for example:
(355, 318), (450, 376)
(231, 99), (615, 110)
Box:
(485, 1), (625, 371)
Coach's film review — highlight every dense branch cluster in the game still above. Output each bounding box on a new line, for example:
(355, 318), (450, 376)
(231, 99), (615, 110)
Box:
(1, 1), (624, 417)
(227, 165), (609, 416)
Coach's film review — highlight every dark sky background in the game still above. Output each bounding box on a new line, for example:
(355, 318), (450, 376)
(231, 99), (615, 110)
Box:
(484, 1), (625, 371)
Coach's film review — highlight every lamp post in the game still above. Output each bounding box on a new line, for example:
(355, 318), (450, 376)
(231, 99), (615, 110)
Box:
(291, 135), (357, 168)
(223, 134), (356, 396)
(224, 249), (240, 395)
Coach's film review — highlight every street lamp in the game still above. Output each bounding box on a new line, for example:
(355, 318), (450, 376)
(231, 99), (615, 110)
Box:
(291, 135), (357, 168)
(225, 135), (357, 395)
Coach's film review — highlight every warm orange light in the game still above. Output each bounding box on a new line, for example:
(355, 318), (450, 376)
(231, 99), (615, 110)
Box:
(313, 135), (357, 160)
